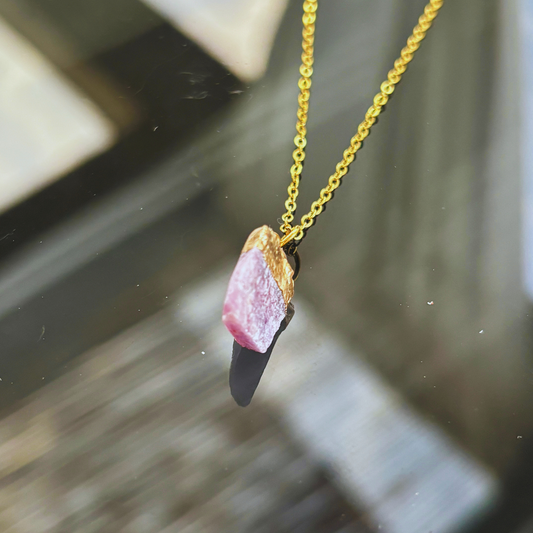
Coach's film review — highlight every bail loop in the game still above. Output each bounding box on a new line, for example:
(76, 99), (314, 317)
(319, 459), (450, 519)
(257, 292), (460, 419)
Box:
(283, 241), (301, 280)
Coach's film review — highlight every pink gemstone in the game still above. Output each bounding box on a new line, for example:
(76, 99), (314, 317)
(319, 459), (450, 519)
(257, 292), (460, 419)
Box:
(223, 247), (286, 353)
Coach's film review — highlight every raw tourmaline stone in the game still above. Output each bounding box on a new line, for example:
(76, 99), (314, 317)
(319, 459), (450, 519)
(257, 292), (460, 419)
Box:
(223, 248), (285, 352)
(223, 226), (294, 353)
(229, 303), (295, 407)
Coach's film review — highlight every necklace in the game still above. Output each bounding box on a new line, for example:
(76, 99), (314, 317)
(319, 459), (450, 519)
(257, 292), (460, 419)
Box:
(223, 0), (444, 399)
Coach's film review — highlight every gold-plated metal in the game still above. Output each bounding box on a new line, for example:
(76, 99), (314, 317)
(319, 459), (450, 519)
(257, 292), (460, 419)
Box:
(280, 0), (444, 244)
(284, 245), (301, 281)
(280, 226), (303, 247)
(242, 226), (294, 305)
(279, 0), (317, 236)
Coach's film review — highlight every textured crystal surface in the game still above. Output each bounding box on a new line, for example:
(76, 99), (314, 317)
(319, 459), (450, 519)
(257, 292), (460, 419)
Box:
(223, 247), (286, 353)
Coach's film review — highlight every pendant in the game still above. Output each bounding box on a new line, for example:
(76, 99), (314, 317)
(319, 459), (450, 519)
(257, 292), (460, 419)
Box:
(222, 226), (294, 353)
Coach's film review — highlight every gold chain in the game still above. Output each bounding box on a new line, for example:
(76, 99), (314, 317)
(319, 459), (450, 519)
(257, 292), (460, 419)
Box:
(280, 0), (444, 247)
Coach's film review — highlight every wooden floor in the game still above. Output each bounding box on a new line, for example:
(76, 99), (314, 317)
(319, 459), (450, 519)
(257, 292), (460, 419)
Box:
(0, 287), (369, 533)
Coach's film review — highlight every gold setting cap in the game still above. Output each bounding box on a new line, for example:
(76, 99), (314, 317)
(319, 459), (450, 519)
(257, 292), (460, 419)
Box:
(241, 226), (294, 306)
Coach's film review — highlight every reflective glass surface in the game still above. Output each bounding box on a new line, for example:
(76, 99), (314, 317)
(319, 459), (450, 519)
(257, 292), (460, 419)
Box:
(0, 1), (530, 532)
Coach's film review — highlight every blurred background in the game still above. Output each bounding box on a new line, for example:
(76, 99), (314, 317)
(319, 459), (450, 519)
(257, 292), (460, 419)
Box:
(0, 0), (531, 531)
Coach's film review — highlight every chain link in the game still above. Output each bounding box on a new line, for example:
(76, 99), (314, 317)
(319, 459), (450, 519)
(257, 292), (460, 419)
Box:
(279, 0), (317, 236)
(279, 0), (444, 246)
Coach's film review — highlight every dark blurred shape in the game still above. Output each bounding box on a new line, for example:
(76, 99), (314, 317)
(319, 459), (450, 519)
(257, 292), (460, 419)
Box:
(230, 303), (295, 407)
